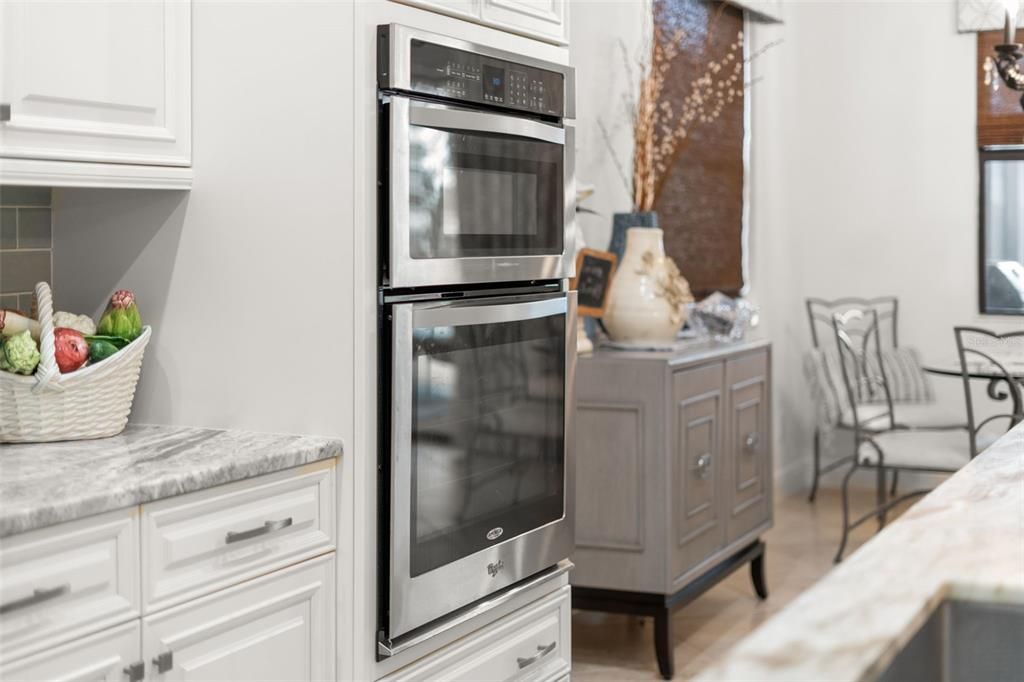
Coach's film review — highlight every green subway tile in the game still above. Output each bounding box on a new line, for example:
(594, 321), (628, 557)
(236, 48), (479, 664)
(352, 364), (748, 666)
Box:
(0, 251), (51, 293)
(0, 294), (19, 311)
(0, 208), (15, 249)
(0, 186), (51, 207)
(17, 208), (51, 249)
(18, 292), (38, 316)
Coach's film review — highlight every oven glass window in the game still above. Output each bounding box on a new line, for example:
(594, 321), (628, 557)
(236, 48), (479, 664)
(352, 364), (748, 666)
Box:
(407, 121), (564, 258)
(410, 312), (565, 577)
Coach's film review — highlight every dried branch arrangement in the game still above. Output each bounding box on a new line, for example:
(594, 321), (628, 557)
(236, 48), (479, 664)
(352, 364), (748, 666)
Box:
(599, 17), (777, 212)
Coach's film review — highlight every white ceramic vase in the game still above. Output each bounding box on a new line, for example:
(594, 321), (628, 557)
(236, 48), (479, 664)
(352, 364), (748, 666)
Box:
(603, 227), (692, 344)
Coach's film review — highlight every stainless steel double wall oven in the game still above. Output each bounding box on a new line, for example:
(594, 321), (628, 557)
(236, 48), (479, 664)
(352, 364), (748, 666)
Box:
(376, 24), (576, 656)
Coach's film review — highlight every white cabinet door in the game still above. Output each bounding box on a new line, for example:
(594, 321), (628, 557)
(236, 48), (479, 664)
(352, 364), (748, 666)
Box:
(0, 0), (191, 166)
(392, 0), (482, 21)
(142, 555), (334, 682)
(480, 0), (567, 43)
(0, 621), (142, 682)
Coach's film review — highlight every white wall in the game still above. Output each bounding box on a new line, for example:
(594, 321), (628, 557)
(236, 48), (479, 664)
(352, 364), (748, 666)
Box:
(569, 0), (649, 249)
(53, 2), (355, 441)
(748, 0), (1022, 491)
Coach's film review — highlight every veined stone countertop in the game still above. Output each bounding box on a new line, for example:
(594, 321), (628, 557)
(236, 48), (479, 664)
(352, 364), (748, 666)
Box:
(0, 424), (343, 537)
(696, 423), (1024, 682)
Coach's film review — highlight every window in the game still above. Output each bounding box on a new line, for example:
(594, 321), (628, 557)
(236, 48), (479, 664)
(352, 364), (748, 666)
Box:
(980, 148), (1024, 315)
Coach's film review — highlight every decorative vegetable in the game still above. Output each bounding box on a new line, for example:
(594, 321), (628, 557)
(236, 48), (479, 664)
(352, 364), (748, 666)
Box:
(84, 334), (132, 350)
(0, 330), (41, 375)
(0, 309), (41, 341)
(54, 327), (89, 373)
(53, 311), (96, 336)
(97, 290), (142, 340)
(88, 338), (120, 364)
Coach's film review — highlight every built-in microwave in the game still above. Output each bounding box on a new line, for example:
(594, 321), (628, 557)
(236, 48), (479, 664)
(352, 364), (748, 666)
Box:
(378, 23), (576, 289)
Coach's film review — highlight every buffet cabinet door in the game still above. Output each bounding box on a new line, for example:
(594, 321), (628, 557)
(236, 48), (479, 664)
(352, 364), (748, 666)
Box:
(669, 362), (727, 586)
(724, 350), (772, 543)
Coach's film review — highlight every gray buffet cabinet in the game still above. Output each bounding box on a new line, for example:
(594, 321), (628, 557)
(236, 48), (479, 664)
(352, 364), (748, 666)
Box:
(571, 339), (773, 679)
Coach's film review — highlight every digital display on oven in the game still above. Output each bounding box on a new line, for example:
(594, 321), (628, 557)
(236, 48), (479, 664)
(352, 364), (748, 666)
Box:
(482, 64), (505, 103)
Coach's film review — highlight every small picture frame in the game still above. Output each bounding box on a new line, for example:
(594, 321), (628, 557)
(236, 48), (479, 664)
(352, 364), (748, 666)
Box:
(571, 248), (618, 317)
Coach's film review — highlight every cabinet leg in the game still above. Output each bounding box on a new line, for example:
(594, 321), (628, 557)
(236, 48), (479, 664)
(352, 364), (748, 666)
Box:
(750, 548), (768, 600)
(654, 606), (674, 680)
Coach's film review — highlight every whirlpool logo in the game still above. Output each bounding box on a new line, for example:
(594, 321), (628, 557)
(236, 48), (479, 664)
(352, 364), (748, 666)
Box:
(487, 560), (505, 577)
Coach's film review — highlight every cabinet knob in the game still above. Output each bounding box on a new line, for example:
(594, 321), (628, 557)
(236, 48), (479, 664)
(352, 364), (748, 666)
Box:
(123, 662), (145, 682)
(153, 651), (174, 674)
(693, 453), (712, 479)
(744, 433), (760, 452)
(0, 104), (9, 122)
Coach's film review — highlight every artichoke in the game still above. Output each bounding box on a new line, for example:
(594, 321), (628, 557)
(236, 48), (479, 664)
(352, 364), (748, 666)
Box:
(97, 289), (142, 340)
(0, 329), (41, 375)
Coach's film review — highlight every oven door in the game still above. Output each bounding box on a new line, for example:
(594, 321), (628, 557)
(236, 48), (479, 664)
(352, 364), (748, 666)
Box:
(387, 291), (576, 639)
(387, 96), (575, 288)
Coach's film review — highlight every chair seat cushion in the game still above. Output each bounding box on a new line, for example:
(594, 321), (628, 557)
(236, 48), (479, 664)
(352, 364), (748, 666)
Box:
(858, 429), (972, 470)
(840, 403), (967, 431)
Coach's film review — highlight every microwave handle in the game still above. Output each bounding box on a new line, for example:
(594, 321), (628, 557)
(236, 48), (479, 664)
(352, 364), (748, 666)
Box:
(408, 100), (565, 146)
(409, 293), (568, 328)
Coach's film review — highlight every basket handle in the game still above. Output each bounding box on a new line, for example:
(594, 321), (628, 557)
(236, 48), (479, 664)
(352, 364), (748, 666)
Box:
(32, 281), (63, 393)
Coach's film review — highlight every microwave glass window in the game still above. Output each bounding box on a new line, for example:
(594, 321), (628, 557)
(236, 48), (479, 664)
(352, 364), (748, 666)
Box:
(409, 313), (565, 577)
(407, 122), (563, 259)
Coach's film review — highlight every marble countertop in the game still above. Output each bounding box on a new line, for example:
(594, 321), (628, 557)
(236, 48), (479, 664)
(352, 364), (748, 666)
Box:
(696, 423), (1024, 682)
(0, 424), (343, 537)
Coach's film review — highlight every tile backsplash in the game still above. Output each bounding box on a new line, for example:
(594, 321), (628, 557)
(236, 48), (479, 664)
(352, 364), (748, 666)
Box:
(0, 186), (53, 314)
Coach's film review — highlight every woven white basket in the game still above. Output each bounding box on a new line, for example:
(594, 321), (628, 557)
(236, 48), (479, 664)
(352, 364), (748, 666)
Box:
(0, 282), (151, 443)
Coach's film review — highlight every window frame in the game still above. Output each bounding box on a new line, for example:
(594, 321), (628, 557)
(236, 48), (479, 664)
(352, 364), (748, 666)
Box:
(978, 146), (1024, 316)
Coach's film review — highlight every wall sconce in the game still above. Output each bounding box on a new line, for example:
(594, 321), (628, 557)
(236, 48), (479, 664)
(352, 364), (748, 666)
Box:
(985, 0), (1024, 109)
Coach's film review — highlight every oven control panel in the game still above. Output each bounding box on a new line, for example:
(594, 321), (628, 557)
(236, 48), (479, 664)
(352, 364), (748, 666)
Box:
(405, 39), (564, 118)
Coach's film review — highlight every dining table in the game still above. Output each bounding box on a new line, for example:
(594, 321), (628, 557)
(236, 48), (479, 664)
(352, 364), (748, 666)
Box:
(923, 358), (1024, 420)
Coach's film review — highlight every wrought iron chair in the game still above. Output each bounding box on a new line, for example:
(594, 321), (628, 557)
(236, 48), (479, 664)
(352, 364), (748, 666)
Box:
(805, 297), (964, 502)
(954, 327), (1024, 456)
(832, 309), (972, 563)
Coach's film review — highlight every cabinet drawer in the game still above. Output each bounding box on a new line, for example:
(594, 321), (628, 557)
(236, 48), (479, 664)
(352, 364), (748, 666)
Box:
(383, 584), (571, 682)
(0, 509), (139, 663)
(0, 620), (141, 682)
(141, 461), (335, 612)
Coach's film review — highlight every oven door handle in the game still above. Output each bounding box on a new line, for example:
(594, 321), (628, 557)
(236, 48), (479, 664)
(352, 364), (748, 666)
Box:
(408, 100), (565, 146)
(410, 294), (567, 328)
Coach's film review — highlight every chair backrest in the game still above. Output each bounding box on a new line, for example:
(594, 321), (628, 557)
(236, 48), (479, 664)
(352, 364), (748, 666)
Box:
(953, 327), (1024, 457)
(831, 308), (896, 434)
(807, 297), (899, 349)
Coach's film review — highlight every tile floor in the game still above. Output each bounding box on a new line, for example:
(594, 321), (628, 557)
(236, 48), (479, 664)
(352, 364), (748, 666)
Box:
(571, 486), (917, 680)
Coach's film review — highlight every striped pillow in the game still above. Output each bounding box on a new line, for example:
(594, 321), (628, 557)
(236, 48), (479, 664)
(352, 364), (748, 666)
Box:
(864, 346), (934, 404)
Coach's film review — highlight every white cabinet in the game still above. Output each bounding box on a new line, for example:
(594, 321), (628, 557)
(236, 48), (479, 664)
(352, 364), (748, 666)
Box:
(142, 555), (335, 682)
(480, 0), (567, 44)
(392, 0), (567, 44)
(0, 0), (192, 188)
(0, 463), (338, 680)
(0, 620), (142, 682)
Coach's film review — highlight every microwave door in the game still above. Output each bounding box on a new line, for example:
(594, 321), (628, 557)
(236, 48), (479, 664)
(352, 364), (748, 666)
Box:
(388, 97), (575, 288)
(388, 292), (576, 639)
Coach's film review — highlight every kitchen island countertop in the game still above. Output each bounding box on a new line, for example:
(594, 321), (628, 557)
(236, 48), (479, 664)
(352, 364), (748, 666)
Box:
(695, 423), (1024, 682)
(0, 424), (343, 537)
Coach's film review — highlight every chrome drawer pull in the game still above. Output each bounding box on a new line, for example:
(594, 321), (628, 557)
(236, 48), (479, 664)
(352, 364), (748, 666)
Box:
(225, 517), (293, 544)
(517, 641), (556, 669)
(0, 583), (70, 614)
(744, 432), (760, 452)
